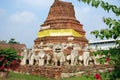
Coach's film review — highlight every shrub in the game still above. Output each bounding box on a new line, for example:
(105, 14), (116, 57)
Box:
(0, 48), (21, 71)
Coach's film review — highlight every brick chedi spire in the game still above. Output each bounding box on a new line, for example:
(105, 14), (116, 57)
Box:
(46, 0), (76, 21)
(55, 0), (59, 2)
(34, 0), (88, 47)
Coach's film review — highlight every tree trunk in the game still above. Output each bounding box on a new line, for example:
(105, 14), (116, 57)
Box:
(0, 71), (9, 78)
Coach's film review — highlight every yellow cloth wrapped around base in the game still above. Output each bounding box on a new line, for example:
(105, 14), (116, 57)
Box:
(38, 29), (83, 38)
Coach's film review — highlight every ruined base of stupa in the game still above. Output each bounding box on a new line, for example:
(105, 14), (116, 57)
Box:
(16, 65), (114, 79)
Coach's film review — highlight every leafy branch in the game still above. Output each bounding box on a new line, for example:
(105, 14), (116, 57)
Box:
(78, 0), (120, 44)
(78, 0), (120, 16)
(91, 18), (120, 40)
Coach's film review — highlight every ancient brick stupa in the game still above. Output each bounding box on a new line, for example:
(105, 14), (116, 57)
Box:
(34, 0), (88, 51)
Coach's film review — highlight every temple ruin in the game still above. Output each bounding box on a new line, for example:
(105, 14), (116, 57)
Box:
(31, 0), (88, 66)
(17, 0), (114, 79)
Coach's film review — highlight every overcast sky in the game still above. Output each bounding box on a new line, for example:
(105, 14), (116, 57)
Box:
(0, 0), (120, 48)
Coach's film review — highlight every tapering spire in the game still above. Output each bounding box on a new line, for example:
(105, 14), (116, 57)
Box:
(55, 0), (59, 2)
(34, 0), (88, 48)
(46, 0), (76, 21)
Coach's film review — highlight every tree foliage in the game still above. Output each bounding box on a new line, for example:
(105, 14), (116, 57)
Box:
(78, 0), (120, 44)
(0, 48), (21, 71)
(0, 40), (7, 44)
(78, 0), (120, 16)
(77, 0), (120, 79)
(8, 38), (20, 44)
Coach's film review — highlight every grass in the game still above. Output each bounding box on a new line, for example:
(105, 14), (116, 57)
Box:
(1, 72), (120, 80)
(0, 72), (95, 80)
(60, 75), (95, 80)
(0, 72), (53, 80)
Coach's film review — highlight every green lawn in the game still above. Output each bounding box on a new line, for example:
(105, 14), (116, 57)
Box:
(60, 76), (95, 80)
(0, 72), (53, 80)
(0, 72), (120, 80)
(0, 72), (95, 80)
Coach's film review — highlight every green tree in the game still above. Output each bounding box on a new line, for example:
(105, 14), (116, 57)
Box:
(77, 0), (120, 79)
(0, 40), (7, 44)
(78, 0), (120, 45)
(0, 48), (21, 72)
(8, 38), (20, 44)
